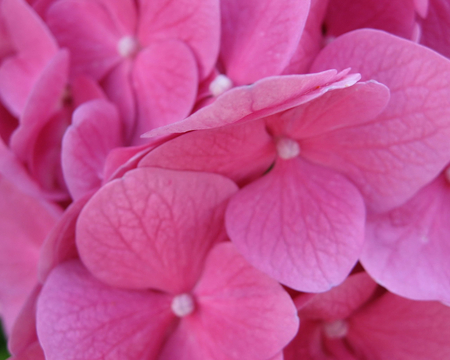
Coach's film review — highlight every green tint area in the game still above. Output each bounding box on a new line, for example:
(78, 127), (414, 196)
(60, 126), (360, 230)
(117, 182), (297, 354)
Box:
(0, 325), (10, 360)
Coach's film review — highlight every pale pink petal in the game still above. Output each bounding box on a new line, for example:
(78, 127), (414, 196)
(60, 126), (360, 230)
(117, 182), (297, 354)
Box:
(0, 0), (57, 116)
(415, 0), (429, 17)
(76, 168), (238, 293)
(62, 99), (124, 200)
(324, 0), (416, 39)
(159, 242), (298, 360)
(347, 293), (450, 359)
(225, 158), (365, 292)
(419, 0), (450, 58)
(139, 120), (276, 186)
(138, 0), (219, 79)
(283, 0), (329, 75)
(0, 176), (57, 334)
(38, 193), (92, 282)
(265, 81), (390, 139)
(144, 70), (360, 138)
(131, 40), (197, 141)
(37, 260), (174, 360)
(220, 0), (310, 84)
(46, 0), (122, 79)
(310, 29), (450, 212)
(298, 272), (378, 321)
(362, 173), (450, 302)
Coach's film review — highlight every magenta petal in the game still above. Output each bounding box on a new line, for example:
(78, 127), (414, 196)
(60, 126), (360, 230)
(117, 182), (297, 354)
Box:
(144, 70), (361, 138)
(298, 272), (378, 321)
(47, 0), (122, 79)
(62, 99), (124, 200)
(161, 242), (298, 360)
(137, 0), (219, 79)
(420, 0), (450, 58)
(311, 29), (450, 212)
(348, 293), (450, 359)
(0, 0), (57, 116)
(226, 158), (365, 292)
(8, 342), (45, 360)
(362, 173), (450, 302)
(132, 40), (197, 139)
(77, 168), (238, 293)
(220, 0), (310, 84)
(139, 120), (276, 186)
(37, 260), (173, 360)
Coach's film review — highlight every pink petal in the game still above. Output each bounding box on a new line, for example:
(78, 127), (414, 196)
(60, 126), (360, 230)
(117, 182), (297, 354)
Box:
(131, 40), (197, 141)
(62, 99), (124, 200)
(144, 70), (360, 138)
(0, 176), (57, 334)
(160, 242), (298, 360)
(324, 0), (416, 39)
(265, 81), (390, 139)
(0, 0), (57, 116)
(283, 0), (329, 75)
(225, 158), (365, 292)
(46, 0), (122, 79)
(38, 193), (92, 282)
(8, 342), (45, 360)
(419, 0), (450, 58)
(76, 168), (238, 293)
(415, 0), (429, 17)
(362, 173), (450, 302)
(137, 0), (220, 79)
(347, 293), (450, 359)
(220, 0), (310, 84)
(70, 75), (106, 107)
(310, 29), (450, 212)
(139, 120), (276, 186)
(37, 260), (174, 360)
(297, 272), (378, 321)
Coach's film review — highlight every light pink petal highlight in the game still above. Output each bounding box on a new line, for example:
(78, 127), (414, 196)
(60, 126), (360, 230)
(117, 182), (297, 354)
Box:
(311, 29), (450, 212)
(77, 168), (238, 293)
(37, 260), (173, 360)
(220, 0), (310, 84)
(362, 173), (450, 302)
(226, 158), (365, 292)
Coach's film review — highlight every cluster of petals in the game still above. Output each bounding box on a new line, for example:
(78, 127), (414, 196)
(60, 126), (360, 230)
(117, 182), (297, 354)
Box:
(1, 0), (450, 359)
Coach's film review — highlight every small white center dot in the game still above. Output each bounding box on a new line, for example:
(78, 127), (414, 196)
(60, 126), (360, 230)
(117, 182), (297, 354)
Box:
(171, 293), (195, 317)
(209, 74), (233, 97)
(276, 137), (300, 160)
(322, 320), (349, 339)
(117, 36), (140, 58)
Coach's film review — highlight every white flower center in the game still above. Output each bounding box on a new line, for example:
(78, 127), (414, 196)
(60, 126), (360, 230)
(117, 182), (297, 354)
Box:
(117, 36), (140, 58)
(171, 293), (195, 317)
(276, 137), (300, 159)
(209, 74), (233, 97)
(322, 320), (349, 339)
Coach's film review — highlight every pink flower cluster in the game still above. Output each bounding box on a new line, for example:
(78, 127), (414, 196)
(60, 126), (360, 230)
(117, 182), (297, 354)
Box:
(1, 0), (450, 359)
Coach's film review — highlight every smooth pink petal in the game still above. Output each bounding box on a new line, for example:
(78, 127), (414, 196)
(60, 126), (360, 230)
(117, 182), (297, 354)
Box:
(265, 81), (390, 139)
(131, 40), (197, 142)
(310, 29), (450, 212)
(159, 242), (298, 360)
(419, 0), (450, 58)
(0, 176), (57, 334)
(70, 75), (106, 107)
(62, 99), (124, 200)
(37, 260), (173, 360)
(283, 0), (329, 75)
(138, 0), (219, 79)
(220, 0), (310, 84)
(46, 0), (122, 79)
(88, 0), (137, 35)
(283, 320), (324, 360)
(38, 193), (92, 282)
(76, 168), (238, 293)
(324, 0), (416, 39)
(297, 272), (378, 321)
(144, 70), (361, 138)
(225, 158), (365, 292)
(415, 0), (429, 17)
(0, 0), (57, 116)
(139, 120), (276, 186)
(8, 342), (45, 360)
(347, 293), (450, 359)
(362, 173), (450, 302)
